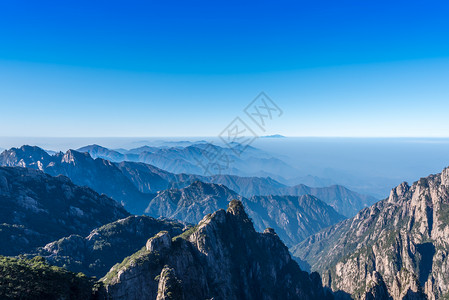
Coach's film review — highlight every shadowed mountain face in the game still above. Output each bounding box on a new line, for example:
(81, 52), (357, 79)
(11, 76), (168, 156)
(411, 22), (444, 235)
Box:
(34, 216), (186, 278)
(0, 166), (129, 256)
(101, 200), (334, 300)
(0, 145), (376, 217)
(145, 181), (345, 246)
(291, 166), (449, 300)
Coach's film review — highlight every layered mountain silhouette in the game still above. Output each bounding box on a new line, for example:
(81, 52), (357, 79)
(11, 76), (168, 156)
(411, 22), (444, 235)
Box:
(292, 166), (449, 299)
(77, 143), (300, 179)
(0, 145), (376, 216)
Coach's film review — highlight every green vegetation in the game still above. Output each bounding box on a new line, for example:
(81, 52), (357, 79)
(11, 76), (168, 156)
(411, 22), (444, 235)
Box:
(102, 246), (161, 284)
(0, 255), (95, 300)
(173, 225), (198, 241)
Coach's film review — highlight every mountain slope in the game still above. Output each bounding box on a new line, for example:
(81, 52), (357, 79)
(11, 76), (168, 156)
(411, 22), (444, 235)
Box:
(246, 194), (345, 246)
(145, 180), (243, 224)
(205, 175), (376, 217)
(145, 181), (344, 246)
(35, 216), (186, 278)
(280, 184), (376, 217)
(0, 167), (129, 256)
(291, 166), (449, 299)
(101, 200), (333, 300)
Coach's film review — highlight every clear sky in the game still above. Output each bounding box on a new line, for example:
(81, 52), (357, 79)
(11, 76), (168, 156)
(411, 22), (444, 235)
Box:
(1, 0), (449, 137)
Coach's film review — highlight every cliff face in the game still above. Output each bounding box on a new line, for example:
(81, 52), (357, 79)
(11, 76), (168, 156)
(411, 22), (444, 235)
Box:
(102, 200), (332, 300)
(292, 167), (449, 299)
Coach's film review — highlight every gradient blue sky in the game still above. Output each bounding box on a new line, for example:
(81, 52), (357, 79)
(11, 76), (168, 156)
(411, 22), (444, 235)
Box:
(1, 0), (449, 137)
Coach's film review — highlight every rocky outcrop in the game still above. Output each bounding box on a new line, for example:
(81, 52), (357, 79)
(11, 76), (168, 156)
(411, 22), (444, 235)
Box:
(363, 272), (392, 300)
(102, 200), (332, 300)
(156, 267), (184, 300)
(0, 166), (129, 256)
(292, 166), (449, 299)
(146, 231), (172, 252)
(35, 215), (185, 278)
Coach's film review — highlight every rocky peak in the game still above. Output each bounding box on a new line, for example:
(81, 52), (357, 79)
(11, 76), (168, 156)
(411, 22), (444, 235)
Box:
(0, 145), (50, 167)
(102, 201), (331, 300)
(226, 199), (247, 217)
(61, 149), (91, 164)
(263, 227), (276, 235)
(388, 181), (410, 203)
(146, 231), (171, 252)
(292, 166), (449, 299)
(441, 166), (449, 186)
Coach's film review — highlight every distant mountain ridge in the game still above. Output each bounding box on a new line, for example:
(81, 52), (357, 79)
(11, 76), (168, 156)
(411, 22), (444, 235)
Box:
(0, 145), (377, 217)
(77, 143), (302, 179)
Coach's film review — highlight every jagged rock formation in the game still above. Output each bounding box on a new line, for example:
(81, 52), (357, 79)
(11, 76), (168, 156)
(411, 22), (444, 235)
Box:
(0, 145), (375, 216)
(101, 200), (333, 300)
(0, 166), (129, 256)
(145, 181), (344, 246)
(291, 167), (449, 299)
(34, 216), (185, 278)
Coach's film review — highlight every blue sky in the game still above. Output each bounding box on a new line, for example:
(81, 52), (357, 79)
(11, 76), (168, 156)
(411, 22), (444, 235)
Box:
(1, 0), (449, 137)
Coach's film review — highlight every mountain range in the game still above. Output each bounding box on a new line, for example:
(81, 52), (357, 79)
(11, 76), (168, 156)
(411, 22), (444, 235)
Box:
(77, 143), (301, 179)
(0, 165), (335, 299)
(2, 142), (449, 299)
(0, 148), (351, 247)
(291, 166), (449, 299)
(0, 145), (377, 217)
